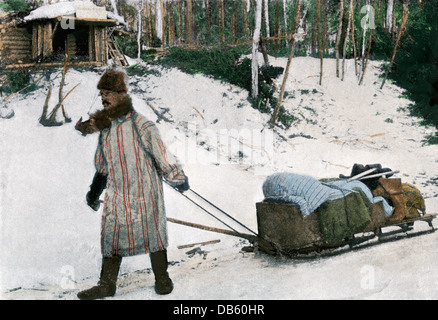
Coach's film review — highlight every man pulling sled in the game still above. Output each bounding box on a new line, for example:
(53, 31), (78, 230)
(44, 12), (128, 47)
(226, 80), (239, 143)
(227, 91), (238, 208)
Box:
(75, 68), (189, 300)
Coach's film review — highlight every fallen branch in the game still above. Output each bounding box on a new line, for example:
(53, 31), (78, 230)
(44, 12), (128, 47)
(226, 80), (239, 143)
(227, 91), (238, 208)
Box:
(192, 106), (205, 120)
(147, 102), (173, 122)
(177, 239), (221, 249)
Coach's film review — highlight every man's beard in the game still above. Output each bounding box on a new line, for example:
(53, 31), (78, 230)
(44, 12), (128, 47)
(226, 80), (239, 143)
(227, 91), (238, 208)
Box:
(75, 95), (133, 135)
(102, 100), (112, 109)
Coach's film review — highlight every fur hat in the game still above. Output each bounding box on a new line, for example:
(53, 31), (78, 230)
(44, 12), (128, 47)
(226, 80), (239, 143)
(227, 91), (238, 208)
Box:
(97, 69), (128, 92)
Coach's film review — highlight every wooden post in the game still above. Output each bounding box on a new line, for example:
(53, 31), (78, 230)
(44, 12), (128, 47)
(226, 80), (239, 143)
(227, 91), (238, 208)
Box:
(88, 25), (94, 61)
(37, 23), (43, 58)
(94, 26), (101, 62)
(32, 23), (38, 59)
(103, 27), (108, 64)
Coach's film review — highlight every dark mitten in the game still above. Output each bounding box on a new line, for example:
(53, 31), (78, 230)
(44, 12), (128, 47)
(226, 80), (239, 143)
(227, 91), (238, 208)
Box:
(87, 171), (108, 211)
(174, 177), (190, 193)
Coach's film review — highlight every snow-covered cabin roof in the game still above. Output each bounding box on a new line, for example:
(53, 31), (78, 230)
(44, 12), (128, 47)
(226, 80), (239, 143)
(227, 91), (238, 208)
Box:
(24, 1), (110, 22)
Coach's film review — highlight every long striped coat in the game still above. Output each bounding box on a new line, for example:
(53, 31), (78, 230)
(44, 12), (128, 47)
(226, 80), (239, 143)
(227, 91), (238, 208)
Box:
(95, 110), (186, 257)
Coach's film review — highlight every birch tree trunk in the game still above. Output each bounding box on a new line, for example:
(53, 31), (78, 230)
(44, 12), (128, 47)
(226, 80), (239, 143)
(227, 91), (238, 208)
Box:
(264, 0), (270, 37)
(283, 0), (289, 48)
(386, 0), (394, 31)
(361, 0), (371, 71)
(350, 0), (358, 76)
(137, 0), (143, 59)
(251, 0), (263, 99)
(335, 0), (344, 78)
(341, 0), (353, 81)
(316, 0), (323, 85)
(269, 0), (303, 128)
(156, 0), (163, 41)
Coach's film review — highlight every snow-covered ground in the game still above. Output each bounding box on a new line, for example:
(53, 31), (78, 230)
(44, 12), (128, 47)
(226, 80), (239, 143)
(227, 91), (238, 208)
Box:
(1, 55), (437, 300)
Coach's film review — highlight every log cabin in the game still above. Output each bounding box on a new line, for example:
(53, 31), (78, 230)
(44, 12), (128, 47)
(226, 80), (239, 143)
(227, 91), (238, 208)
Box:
(0, 2), (126, 68)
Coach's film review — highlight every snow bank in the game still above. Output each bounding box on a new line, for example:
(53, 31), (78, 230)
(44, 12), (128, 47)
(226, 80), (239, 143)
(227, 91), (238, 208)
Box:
(1, 56), (437, 300)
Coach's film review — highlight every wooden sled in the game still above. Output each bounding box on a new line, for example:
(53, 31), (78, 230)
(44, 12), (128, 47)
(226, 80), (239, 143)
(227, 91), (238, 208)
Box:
(256, 201), (436, 257)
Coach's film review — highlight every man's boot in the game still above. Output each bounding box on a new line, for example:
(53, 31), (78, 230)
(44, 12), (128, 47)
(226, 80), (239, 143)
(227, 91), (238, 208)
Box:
(150, 250), (173, 295)
(77, 255), (122, 300)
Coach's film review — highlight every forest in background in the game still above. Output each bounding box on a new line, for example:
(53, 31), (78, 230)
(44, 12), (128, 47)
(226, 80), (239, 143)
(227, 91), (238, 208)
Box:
(1, 0), (437, 142)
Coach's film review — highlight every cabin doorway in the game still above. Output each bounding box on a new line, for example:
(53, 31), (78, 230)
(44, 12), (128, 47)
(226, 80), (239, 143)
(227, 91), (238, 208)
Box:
(52, 25), (89, 61)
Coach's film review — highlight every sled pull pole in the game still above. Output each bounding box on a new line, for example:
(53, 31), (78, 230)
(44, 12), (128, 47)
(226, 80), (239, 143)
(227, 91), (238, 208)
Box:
(166, 183), (241, 234)
(167, 217), (254, 241)
(189, 188), (259, 237)
(167, 217), (277, 256)
(359, 170), (400, 180)
(347, 168), (377, 182)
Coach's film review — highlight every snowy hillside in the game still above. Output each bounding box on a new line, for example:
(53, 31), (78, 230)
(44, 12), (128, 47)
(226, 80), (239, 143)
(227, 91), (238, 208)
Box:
(1, 55), (438, 300)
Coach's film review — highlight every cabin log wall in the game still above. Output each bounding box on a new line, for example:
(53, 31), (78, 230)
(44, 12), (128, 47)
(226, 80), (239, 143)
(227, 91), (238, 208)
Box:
(0, 22), (32, 63)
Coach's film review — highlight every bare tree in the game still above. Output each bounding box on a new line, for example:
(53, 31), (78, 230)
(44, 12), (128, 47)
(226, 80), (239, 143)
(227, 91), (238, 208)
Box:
(342, 0), (354, 81)
(137, 0), (143, 59)
(316, 0), (323, 85)
(269, 0), (303, 128)
(156, 0), (163, 41)
(186, 0), (193, 45)
(264, 0), (270, 37)
(283, 0), (289, 48)
(381, 0), (410, 89)
(251, 0), (263, 99)
(322, 0), (329, 54)
(335, 0), (344, 78)
(386, 0), (394, 32)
